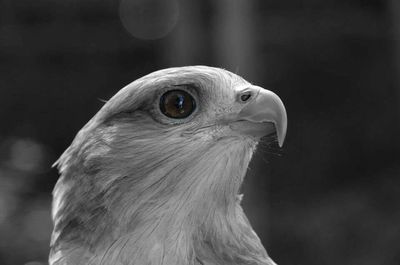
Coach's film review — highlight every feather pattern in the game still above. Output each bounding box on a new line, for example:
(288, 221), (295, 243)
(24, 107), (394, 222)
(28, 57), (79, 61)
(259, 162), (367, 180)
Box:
(50, 66), (279, 265)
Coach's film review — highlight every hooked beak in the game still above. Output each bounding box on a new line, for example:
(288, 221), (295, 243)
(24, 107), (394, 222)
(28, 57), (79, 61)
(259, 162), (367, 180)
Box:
(230, 87), (287, 147)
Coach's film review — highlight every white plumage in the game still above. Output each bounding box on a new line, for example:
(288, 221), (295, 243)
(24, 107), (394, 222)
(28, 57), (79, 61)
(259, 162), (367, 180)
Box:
(50, 66), (287, 265)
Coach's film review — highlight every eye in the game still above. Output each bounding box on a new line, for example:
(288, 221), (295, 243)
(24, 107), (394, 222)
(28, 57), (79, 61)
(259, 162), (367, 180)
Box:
(159, 89), (196, 119)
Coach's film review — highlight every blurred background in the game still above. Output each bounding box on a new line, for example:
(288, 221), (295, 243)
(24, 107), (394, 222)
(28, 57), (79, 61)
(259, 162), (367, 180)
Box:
(0, 0), (399, 264)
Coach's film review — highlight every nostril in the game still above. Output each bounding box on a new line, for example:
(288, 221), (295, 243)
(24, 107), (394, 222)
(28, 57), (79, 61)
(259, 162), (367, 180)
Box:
(240, 92), (252, 102)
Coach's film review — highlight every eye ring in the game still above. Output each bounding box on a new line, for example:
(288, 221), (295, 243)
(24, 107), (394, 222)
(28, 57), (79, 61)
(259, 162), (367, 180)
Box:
(159, 89), (196, 119)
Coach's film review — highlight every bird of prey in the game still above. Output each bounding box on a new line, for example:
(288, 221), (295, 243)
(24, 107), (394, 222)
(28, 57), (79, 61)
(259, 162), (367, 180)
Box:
(49, 66), (287, 265)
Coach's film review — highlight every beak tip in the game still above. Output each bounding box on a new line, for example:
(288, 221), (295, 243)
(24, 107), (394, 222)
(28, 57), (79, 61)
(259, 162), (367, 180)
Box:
(276, 118), (287, 148)
(277, 132), (285, 147)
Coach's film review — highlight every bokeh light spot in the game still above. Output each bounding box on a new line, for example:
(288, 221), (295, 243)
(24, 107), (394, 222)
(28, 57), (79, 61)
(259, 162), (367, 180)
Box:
(119, 0), (179, 40)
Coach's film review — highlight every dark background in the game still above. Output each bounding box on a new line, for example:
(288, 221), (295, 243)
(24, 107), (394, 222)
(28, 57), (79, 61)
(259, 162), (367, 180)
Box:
(0, 0), (399, 264)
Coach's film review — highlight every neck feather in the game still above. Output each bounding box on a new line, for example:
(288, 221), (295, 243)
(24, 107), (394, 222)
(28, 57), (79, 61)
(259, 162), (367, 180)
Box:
(50, 134), (274, 265)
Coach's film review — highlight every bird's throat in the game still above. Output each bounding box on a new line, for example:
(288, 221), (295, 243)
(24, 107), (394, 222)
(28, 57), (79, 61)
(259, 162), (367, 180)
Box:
(50, 138), (274, 264)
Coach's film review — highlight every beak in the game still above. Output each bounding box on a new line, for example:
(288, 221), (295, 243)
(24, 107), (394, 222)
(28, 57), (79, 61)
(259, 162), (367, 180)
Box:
(231, 87), (287, 147)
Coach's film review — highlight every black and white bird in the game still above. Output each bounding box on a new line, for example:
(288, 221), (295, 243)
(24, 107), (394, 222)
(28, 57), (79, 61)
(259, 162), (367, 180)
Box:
(50, 66), (287, 265)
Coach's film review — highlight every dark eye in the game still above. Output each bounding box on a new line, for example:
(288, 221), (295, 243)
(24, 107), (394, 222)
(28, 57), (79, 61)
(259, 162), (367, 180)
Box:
(160, 89), (196, 119)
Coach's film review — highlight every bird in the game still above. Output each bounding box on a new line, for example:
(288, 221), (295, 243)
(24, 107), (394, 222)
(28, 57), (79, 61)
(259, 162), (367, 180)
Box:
(49, 66), (287, 265)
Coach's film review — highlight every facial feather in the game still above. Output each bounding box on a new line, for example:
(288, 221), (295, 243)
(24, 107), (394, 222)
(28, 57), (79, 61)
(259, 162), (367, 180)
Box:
(50, 66), (284, 265)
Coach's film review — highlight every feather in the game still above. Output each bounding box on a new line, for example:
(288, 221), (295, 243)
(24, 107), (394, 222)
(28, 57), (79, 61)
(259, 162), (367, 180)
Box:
(49, 66), (287, 265)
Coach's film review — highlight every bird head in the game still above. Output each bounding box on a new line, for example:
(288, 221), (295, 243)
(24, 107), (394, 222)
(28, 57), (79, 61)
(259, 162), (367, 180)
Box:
(51, 66), (287, 265)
